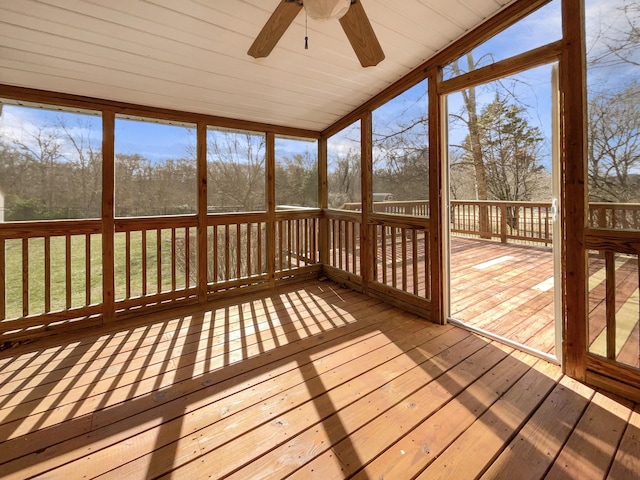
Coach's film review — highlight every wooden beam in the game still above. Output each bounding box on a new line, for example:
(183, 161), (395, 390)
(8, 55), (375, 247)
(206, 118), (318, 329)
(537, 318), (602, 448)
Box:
(0, 84), (321, 140)
(438, 40), (563, 95)
(102, 111), (116, 324)
(322, 0), (553, 138)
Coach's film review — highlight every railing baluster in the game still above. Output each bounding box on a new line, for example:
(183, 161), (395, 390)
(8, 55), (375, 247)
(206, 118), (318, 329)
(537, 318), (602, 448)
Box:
(344, 219), (350, 273)
(401, 228), (407, 291)
(141, 229), (147, 296)
(391, 227), (397, 289)
(332, 219), (337, 267)
(185, 227), (190, 288)
(338, 220), (343, 271)
(236, 223), (242, 279)
(85, 233), (91, 306)
(412, 229), (418, 295)
(353, 221), (357, 274)
(22, 238), (29, 317)
(382, 225), (387, 285)
(213, 225), (218, 283)
(287, 220), (292, 270)
(278, 221), (284, 271)
(126, 231), (131, 299)
(424, 229), (430, 298)
(0, 237), (5, 320)
(257, 223), (263, 274)
(157, 229), (162, 294)
(45, 236), (51, 312)
(65, 234), (72, 310)
(296, 219), (301, 268)
(225, 224), (230, 281)
(247, 222), (252, 277)
(605, 251), (616, 360)
(171, 228), (177, 291)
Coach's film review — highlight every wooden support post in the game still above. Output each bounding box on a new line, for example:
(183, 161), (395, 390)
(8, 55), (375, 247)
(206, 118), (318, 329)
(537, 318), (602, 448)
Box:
(429, 68), (444, 324)
(561, 0), (588, 379)
(0, 237), (4, 321)
(266, 132), (276, 287)
(197, 122), (208, 302)
(102, 110), (115, 323)
(500, 203), (508, 243)
(360, 111), (373, 293)
(318, 137), (329, 267)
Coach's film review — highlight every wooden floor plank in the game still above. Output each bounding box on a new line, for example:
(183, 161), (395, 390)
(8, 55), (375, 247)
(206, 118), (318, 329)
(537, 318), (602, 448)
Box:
(0, 289), (379, 408)
(353, 349), (539, 480)
(545, 392), (633, 479)
(0, 291), (394, 439)
(0, 280), (636, 480)
(0, 304), (417, 473)
(286, 342), (515, 479)
(607, 405), (640, 480)
(479, 375), (595, 480)
(94, 322), (462, 479)
(414, 359), (563, 480)
(222, 332), (486, 480)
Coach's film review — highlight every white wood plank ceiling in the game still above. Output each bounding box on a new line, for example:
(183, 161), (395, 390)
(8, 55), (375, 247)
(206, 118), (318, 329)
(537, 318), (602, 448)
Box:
(0, 0), (514, 131)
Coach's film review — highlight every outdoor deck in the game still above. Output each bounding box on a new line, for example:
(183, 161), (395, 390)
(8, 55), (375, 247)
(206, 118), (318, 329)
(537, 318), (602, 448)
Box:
(0, 280), (638, 479)
(449, 236), (557, 356)
(449, 236), (640, 367)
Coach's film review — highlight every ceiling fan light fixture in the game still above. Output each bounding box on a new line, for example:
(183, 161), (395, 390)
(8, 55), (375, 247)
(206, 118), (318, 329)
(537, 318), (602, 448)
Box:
(303, 0), (351, 20)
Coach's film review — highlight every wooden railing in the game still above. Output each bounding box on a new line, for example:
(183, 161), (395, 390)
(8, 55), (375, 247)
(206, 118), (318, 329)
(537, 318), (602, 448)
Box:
(585, 229), (640, 373)
(326, 210), (361, 277)
(0, 209), (322, 345)
(450, 200), (554, 245)
(114, 216), (199, 311)
(343, 199), (640, 244)
(3, 200), (638, 345)
(275, 210), (321, 279)
(588, 203), (640, 230)
(205, 213), (269, 290)
(340, 200), (430, 217)
(0, 220), (103, 339)
(371, 216), (431, 300)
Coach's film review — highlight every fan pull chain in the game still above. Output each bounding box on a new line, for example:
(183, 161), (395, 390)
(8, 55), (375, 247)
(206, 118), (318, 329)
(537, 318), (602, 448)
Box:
(305, 11), (309, 49)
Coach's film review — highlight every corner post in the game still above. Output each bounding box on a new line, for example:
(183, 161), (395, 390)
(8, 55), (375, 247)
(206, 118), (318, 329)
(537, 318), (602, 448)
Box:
(102, 110), (115, 323)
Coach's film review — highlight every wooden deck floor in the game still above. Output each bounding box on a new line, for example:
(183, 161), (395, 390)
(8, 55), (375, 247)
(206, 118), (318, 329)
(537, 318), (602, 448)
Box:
(450, 236), (640, 366)
(449, 237), (557, 356)
(0, 280), (638, 479)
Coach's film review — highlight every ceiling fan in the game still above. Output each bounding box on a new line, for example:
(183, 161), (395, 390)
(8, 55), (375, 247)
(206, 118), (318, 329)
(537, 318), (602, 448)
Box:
(247, 0), (385, 67)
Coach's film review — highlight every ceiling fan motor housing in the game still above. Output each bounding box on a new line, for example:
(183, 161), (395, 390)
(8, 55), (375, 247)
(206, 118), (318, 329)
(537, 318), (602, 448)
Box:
(303, 0), (351, 20)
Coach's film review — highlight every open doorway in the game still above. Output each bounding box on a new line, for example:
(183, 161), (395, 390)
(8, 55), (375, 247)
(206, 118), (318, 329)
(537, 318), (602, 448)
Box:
(444, 62), (561, 363)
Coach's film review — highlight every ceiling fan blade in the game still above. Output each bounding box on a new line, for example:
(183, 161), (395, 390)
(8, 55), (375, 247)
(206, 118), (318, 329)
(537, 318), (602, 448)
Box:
(248, 1), (302, 59)
(339, 0), (385, 67)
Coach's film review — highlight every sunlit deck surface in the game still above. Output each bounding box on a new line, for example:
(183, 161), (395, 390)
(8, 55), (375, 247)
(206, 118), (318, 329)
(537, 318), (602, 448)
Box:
(1, 280), (638, 479)
(449, 236), (557, 356)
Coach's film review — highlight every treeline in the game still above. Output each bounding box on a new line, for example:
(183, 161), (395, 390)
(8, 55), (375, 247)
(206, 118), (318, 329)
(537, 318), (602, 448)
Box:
(0, 135), (321, 220)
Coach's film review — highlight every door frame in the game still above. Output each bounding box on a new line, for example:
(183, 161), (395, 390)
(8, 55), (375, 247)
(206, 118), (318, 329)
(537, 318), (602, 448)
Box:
(438, 60), (563, 365)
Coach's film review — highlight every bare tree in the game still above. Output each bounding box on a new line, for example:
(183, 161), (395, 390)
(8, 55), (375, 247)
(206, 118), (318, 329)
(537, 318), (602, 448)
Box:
(57, 115), (102, 218)
(587, 0), (640, 204)
(207, 131), (266, 212)
(588, 83), (640, 202)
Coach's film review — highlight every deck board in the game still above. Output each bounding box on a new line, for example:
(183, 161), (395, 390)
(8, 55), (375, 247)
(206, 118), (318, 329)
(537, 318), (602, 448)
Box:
(0, 280), (637, 479)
